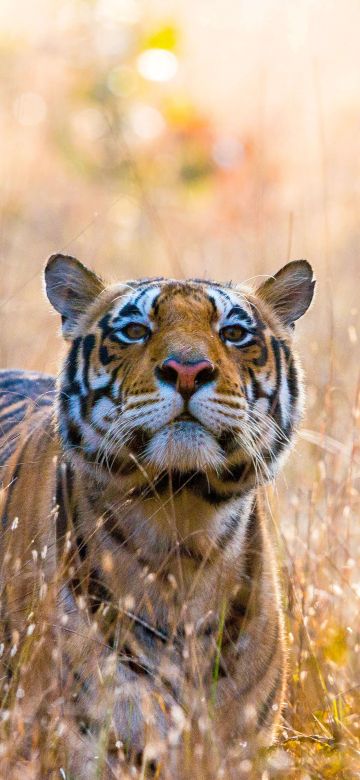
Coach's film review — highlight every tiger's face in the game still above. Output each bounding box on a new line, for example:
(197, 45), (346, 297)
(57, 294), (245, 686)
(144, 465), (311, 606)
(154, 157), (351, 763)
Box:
(46, 255), (314, 488)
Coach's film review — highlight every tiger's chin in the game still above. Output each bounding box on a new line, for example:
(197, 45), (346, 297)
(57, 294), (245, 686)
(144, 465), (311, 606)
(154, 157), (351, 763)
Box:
(142, 421), (226, 474)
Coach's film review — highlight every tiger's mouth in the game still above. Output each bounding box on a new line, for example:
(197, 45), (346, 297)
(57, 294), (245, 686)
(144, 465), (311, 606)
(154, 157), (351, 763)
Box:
(118, 400), (228, 474)
(174, 412), (196, 422)
(141, 416), (226, 473)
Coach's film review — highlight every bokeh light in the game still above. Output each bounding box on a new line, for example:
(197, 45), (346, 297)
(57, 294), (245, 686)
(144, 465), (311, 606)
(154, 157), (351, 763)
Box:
(137, 49), (179, 82)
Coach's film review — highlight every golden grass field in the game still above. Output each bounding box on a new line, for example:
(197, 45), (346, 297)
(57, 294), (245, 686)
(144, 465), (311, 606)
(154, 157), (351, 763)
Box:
(0, 1), (360, 777)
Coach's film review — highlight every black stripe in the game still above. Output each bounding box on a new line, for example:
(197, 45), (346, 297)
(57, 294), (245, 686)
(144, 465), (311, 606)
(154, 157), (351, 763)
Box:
(98, 312), (112, 337)
(151, 470), (243, 505)
(0, 377), (55, 404)
(247, 367), (269, 400)
(151, 293), (161, 318)
(0, 402), (28, 424)
(82, 334), (96, 391)
(66, 337), (81, 385)
(216, 512), (241, 549)
(197, 486), (245, 505)
(0, 440), (18, 467)
(121, 645), (151, 676)
(0, 398), (15, 413)
(0, 370), (53, 389)
(226, 306), (255, 329)
(218, 430), (238, 454)
(115, 303), (142, 319)
(207, 295), (218, 317)
(56, 461), (76, 542)
(252, 340), (269, 368)
(98, 339), (126, 365)
(270, 336), (282, 422)
(66, 421), (82, 448)
(0, 395), (52, 414)
(76, 535), (88, 562)
(132, 620), (169, 649)
(104, 511), (128, 546)
(219, 462), (247, 483)
(133, 284), (161, 306)
(285, 349), (299, 405)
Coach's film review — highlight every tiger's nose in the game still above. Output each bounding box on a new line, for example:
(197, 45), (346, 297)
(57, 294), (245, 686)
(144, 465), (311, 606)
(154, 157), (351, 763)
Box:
(157, 358), (217, 398)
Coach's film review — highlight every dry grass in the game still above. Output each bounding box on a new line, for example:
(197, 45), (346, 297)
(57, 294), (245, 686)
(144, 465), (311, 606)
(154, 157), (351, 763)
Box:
(1, 1), (360, 777)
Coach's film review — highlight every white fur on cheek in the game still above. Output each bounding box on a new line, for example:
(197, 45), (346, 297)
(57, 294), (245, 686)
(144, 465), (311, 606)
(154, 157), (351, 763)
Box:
(68, 396), (104, 454)
(91, 397), (117, 431)
(189, 387), (247, 435)
(121, 387), (183, 433)
(253, 397), (269, 416)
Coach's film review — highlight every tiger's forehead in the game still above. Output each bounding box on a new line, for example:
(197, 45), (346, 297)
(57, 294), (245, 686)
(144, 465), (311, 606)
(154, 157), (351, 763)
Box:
(108, 279), (254, 324)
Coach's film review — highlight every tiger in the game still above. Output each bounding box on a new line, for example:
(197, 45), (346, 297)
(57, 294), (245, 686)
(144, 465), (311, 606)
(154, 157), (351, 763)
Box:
(0, 254), (315, 779)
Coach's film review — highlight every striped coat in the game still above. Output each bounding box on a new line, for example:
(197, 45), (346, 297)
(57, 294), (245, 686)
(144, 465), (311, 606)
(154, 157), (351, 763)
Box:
(0, 255), (314, 778)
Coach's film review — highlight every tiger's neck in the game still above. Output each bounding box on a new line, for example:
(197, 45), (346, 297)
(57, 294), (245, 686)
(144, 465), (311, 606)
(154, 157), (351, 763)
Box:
(59, 456), (257, 575)
(57, 458), (265, 643)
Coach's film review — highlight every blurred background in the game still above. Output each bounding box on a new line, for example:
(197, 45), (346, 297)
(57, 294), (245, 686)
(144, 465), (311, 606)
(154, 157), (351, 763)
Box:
(0, 0), (359, 772)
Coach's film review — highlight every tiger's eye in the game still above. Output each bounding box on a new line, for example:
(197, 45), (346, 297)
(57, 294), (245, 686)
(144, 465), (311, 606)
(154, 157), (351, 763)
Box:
(220, 324), (245, 343)
(122, 323), (149, 341)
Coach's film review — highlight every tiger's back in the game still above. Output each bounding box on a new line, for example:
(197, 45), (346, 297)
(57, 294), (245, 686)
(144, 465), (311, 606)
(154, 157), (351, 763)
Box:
(0, 371), (59, 640)
(0, 369), (55, 464)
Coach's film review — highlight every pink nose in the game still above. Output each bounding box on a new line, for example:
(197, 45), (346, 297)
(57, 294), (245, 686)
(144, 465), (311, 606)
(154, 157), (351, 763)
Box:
(159, 358), (216, 398)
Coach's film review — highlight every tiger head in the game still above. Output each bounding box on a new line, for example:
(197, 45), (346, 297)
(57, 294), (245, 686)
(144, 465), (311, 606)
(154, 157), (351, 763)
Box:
(45, 255), (314, 492)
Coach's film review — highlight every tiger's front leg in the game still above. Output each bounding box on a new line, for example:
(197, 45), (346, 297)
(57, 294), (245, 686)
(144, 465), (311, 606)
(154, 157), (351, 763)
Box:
(58, 591), (178, 778)
(215, 614), (286, 752)
(212, 565), (287, 755)
(63, 661), (175, 779)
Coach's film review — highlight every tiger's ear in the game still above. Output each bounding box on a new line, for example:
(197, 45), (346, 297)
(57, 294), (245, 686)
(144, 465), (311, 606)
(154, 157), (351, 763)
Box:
(256, 260), (315, 327)
(45, 253), (104, 338)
